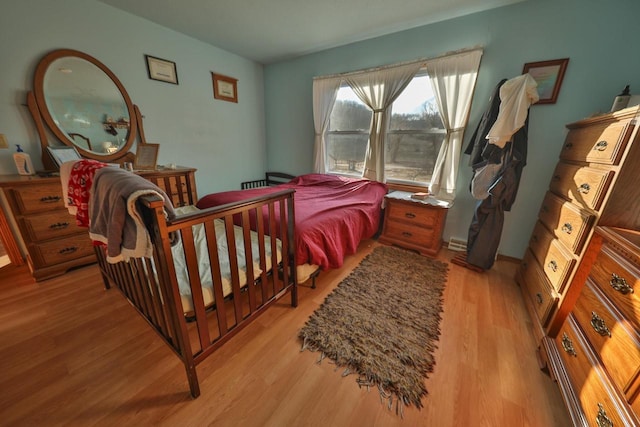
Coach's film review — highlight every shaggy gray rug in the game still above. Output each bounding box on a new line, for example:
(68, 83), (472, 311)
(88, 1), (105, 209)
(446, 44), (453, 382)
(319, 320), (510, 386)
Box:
(298, 245), (448, 414)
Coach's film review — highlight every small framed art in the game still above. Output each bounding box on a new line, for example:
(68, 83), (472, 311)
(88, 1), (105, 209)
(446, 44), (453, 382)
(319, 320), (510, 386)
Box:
(212, 73), (238, 103)
(522, 58), (569, 104)
(134, 143), (159, 170)
(46, 145), (82, 169)
(145, 55), (179, 85)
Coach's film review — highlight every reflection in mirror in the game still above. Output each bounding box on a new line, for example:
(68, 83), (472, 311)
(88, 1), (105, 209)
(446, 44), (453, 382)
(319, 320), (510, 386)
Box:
(43, 56), (129, 155)
(32, 49), (138, 165)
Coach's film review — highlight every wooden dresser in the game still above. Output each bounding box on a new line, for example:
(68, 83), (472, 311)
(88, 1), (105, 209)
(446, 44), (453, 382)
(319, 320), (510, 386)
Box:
(516, 105), (640, 425)
(0, 166), (196, 281)
(547, 227), (640, 426)
(516, 106), (640, 343)
(378, 191), (451, 257)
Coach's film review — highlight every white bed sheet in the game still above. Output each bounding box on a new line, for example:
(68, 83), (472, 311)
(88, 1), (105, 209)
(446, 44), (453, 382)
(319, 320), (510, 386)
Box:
(172, 206), (282, 312)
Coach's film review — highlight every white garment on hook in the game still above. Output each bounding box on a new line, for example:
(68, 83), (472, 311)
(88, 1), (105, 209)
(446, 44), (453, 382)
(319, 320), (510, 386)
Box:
(486, 73), (539, 148)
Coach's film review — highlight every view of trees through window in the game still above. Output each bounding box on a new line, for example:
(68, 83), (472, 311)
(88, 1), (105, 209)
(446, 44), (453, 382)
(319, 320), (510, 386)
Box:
(325, 73), (445, 185)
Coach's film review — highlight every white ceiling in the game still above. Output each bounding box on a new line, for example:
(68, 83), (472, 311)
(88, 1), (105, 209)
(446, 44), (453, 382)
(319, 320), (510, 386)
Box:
(99, 0), (524, 64)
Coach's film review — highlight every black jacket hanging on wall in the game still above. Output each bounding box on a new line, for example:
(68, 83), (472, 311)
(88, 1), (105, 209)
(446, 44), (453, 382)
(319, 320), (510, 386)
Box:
(462, 79), (531, 270)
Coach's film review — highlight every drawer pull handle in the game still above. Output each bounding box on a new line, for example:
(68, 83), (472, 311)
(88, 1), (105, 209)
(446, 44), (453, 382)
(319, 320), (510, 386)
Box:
(405, 212), (416, 219)
(531, 234), (538, 242)
(535, 293), (543, 304)
(561, 223), (573, 234)
(541, 205), (549, 213)
(402, 232), (412, 237)
(49, 222), (70, 230)
(590, 312), (611, 337)
(59, 246), (78, 255)
(552, 174), (561, 181)
(595, 403), (613, 427)
(40, 195), (62, 203)
(578, 183), (591, 194)
(594, 140), (608, 151)
(547, 260), (558, 273)
(564, 142), (573, 150)
(610, 273), (633, 295)
(561, 333), (577, 357)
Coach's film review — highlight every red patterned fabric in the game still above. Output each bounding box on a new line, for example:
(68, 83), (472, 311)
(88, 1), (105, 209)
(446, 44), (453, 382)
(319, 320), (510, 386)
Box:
(67, 160), (108, 227)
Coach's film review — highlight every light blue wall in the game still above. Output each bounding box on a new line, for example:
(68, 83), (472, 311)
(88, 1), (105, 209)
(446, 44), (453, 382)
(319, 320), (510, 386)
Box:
(264, 0), (640, 259)
(3, 0), (640, 260)
(0, 0), (267, 195)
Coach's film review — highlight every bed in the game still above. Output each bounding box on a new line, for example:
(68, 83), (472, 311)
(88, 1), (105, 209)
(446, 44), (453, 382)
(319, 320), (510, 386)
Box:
(196, 173), (388, 286)
(88, 167), (297, 398)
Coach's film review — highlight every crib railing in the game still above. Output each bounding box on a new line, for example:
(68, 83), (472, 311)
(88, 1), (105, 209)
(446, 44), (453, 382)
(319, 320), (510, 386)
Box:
(95, 189), (297, 397)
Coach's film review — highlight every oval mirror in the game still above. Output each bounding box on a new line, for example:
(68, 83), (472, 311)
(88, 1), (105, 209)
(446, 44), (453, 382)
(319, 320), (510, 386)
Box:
(33, 49), (137, 162)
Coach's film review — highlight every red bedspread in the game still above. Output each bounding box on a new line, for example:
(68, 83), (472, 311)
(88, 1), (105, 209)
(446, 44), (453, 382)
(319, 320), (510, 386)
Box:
(196, 174), (387, 269)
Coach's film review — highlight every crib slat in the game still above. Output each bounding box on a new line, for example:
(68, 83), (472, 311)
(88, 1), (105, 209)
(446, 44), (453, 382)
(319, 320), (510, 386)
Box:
(223, 216), (244, 326)
(240, 210), (257, 314)
(181, 226), (210, 350)
(255, 207), (269, 306)
(203, 221), (228, 336)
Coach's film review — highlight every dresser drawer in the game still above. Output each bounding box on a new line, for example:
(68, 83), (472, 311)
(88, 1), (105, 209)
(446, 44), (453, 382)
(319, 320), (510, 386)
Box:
(34, 233), (95, 266)
(555, 314), (635, 427)
(538, 192), (595, 255)
(386, 201), (441, 229)
(561, 119), (632, 165)
(383, 220), (436, 247)
(22, 210), (84, 242)
(10, 184), (65, 214)
(529, 221), (575, 293)
(146, 175), (190, 207)
(520, 250), (558, 325)
(549, 162), (613, 211)
(573, 280), (640, 394)
(590, 244), (640, 332)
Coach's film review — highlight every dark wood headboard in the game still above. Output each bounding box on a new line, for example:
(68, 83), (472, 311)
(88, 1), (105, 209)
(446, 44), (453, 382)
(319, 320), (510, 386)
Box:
(241, 172), (295, 189)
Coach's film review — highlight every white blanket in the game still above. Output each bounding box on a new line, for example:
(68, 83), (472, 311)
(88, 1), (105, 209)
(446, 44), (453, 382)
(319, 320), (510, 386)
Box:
(171, 206), (282, 312)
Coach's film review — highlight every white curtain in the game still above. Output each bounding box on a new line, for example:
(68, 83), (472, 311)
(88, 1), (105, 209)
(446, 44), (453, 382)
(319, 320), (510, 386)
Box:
(426, 49), (483, 199)
(345, 62), (422, 181)
(312, 77), (342, 173)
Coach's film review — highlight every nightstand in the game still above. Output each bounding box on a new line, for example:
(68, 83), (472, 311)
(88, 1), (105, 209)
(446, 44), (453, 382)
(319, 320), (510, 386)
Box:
(378, 191), (451, 257)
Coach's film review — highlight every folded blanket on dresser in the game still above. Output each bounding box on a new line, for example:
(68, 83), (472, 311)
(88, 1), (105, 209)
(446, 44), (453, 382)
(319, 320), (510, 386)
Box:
(89, 167), (176, 263)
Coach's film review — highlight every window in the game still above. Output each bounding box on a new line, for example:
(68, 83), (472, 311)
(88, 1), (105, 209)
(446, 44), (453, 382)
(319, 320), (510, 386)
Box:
(325, 71), (444, 186)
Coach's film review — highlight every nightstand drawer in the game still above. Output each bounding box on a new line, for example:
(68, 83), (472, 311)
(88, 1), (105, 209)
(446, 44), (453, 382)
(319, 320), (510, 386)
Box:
(383, 220), (436, 247)
(386, 201), (440, 228)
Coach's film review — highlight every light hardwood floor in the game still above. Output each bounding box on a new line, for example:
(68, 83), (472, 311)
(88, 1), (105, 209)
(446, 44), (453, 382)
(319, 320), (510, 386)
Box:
(0, 241), (571, 426)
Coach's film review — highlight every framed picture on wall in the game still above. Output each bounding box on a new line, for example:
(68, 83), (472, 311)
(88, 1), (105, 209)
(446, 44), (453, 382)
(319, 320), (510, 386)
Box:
(46, 145), (82, 169)
(135, 143), (159, 170)
(212, 73), (238, 103)
(522, 58), (569, 104)
(145, 55), (179, 85)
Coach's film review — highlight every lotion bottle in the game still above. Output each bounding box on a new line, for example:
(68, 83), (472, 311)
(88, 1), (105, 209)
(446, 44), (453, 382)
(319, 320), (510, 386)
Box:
(13, 144), (35, 176)
(611, 85), (631, 112)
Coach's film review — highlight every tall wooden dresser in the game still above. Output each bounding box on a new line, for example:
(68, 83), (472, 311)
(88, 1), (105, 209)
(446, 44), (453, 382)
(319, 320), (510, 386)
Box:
(0, 166), (196, 281)
(516, 105), (640, 425)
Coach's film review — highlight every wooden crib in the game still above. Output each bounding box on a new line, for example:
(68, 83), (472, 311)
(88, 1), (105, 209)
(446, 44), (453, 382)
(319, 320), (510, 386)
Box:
(94, 189), (297, 398)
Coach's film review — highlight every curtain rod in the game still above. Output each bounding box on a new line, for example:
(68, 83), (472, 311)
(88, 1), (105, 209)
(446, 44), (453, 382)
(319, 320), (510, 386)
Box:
(313, 45), (483, 81)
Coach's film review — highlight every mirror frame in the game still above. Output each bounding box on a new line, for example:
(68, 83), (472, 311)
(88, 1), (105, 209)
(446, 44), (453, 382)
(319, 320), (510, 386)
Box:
(32, 49), (138, 162)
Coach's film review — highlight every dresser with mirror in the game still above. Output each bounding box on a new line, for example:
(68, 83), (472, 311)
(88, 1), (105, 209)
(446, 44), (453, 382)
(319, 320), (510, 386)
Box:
(0, 49), (197, 281)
